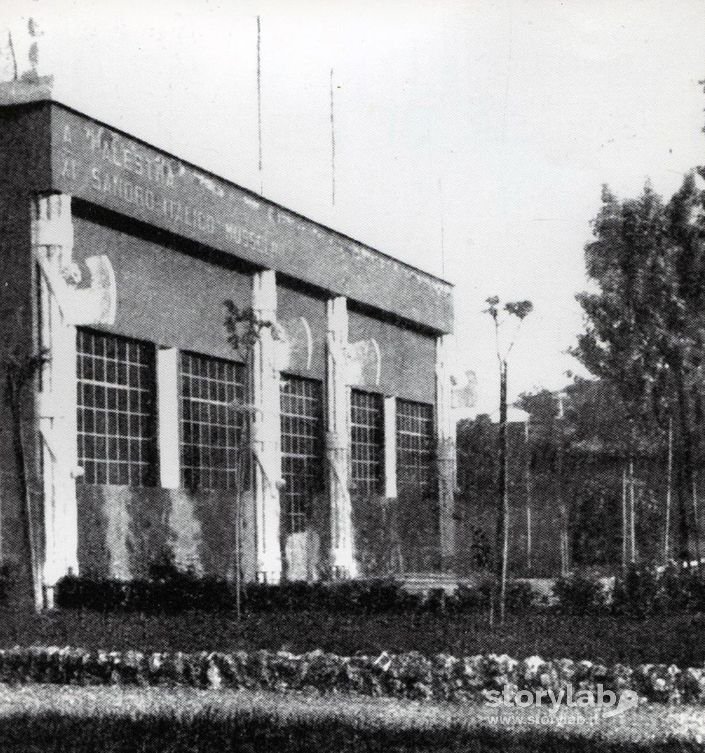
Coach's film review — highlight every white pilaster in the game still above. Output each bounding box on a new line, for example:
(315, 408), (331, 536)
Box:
(157, 347), (180, 489)
(326, 296), (356, 578)
(33, 193), (79, 607)
(436, 334), (456, 571)
(252, 269), (282, 583)
(383, 396), (397, 500)
(33, 191), (117, 608)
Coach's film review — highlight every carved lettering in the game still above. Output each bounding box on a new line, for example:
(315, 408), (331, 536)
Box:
(54, 110), (452, 333)
(61, 157), (77, 180)
(223, 222), (277, 255)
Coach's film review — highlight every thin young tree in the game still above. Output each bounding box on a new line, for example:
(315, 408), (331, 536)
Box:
(485, 296), (533, 624)
(2, 340), (48, 611)
(223, 301), (276, 618)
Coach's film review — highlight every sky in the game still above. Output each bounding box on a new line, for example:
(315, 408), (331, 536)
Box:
(3, 0), (705, 415)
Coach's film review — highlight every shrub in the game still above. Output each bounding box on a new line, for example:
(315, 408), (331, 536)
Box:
(241, 579), (420, 614)
(56, 571), (233, 614)
(552, 574), (607, 616)
(58, 570), (433, 616)
(2, 645), (705, 706)
(54, 566), (549, 617)
(658, 564), (705, 614)
(448, 580), (537, 615)
(611, 564), (661, 618)
(0, 563), (14, 606)
(505, 581), (537, 613)
(454, 583), (490, 612)
(603, 563), (705, 617)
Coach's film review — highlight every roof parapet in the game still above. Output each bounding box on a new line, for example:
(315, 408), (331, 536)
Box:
(0, 74), (53, 105)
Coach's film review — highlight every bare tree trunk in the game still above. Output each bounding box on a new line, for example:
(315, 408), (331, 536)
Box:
(629, 458), (636, 563)
(664, 416), (673, 566)
(234, 421), (247, 621)
(557, 431), (569, 577)
(6, 372), (41, 611)
(621, 467), (628, 574)
(693, 475), (701, 564)
(676, 368), (694, 560)
(525, 418), (532, 573)
(495, 359), (509, 623)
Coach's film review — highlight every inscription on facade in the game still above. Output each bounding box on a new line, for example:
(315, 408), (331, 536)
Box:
(49, 105), (452, 333)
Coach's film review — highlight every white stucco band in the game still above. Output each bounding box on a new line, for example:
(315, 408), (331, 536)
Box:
(326, 296), (356, 578)
(436, 333), (456, 568)
(157, 347), (180, 489)
(32, 192), (117, 607)
(252, 269), (283, 583)
(383, 396), (397, 500)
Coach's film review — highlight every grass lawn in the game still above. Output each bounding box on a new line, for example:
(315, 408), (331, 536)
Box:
(2, 607), (705, 666)
(0, 683), (703, 752)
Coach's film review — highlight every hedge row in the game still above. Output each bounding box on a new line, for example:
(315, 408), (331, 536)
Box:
(555, 565), (705, 617)
(55, 564), (705, 617)
(55, 574), (537, 615)
(0, 646), (704, 704)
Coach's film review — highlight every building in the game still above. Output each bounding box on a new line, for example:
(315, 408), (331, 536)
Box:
(0, 76), (456, 608)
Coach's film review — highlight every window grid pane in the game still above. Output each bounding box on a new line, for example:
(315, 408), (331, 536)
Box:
(76, 328), (157, 486)
(180, 352), (245, 490)
(280, 375), (323, 534)
(396, 399), (434, 493)
(350, 389), (384, 496)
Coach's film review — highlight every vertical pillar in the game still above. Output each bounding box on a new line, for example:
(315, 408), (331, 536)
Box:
(252, 270), (282, 583)
(383, 396), (397, 500)
(436, 334), (456, 572)
(157, 347), (180, 489)
(326, 296), (356, 578)
(33, 193), (79, 608)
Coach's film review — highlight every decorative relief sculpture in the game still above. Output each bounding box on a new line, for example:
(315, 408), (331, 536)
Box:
(346, 337), (381, 387)
(274, 316), (313, 373)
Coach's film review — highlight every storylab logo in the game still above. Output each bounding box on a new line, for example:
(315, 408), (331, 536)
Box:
(484, 685), (639, 719)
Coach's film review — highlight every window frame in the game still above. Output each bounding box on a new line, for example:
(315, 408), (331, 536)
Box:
(279, 373), (324, 535)
(76, 327), (158, 487)
(349, 387), (385, 497)
(178, 350), (246, 491)
(395, 398), (435, 495)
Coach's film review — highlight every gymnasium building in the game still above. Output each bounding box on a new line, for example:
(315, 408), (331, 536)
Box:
(0, 76), (456, 607)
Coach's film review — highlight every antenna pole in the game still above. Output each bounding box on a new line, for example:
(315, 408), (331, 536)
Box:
(439, 178), (445, 276)
(330, 68), (336, 206)
(257, 16), (263, 194)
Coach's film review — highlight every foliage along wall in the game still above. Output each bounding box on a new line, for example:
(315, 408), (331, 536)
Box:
(76, 485), (252, 581)
(351, 491), (441, 577)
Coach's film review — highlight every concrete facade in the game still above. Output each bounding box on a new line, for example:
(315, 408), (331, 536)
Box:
(0, 81), (456, 605)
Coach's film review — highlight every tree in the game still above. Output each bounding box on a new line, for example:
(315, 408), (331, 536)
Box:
(1, 339), (48, 611)
(573, 175), (705, 561)
(484, 296), (533, 623)
(518, 379), (664, 571)
(223, 301), (276, 616)
(456, 414), (499, 573)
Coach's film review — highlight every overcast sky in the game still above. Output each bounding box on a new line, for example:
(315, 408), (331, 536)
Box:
(4, 0), (705, 414)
